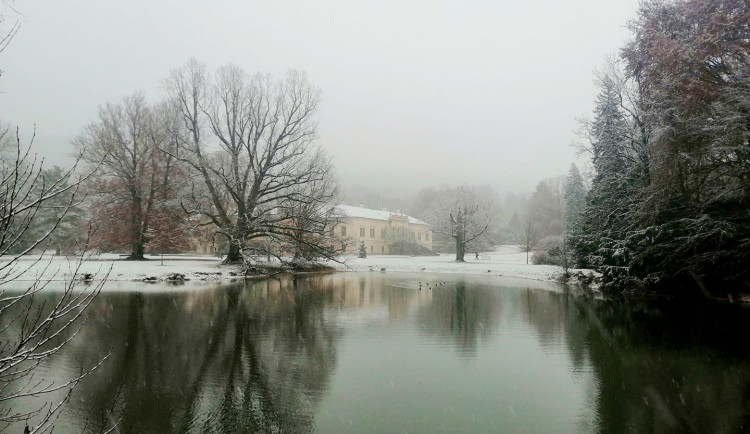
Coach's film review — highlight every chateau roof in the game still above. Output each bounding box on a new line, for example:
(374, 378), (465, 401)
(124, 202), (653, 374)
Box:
(334, 205), (429, 226)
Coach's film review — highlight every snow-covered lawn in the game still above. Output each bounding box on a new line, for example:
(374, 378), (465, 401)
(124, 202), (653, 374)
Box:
(0, 246), (597, 285)
(328, 245), (585, 283)
(0, 253), (230, 283)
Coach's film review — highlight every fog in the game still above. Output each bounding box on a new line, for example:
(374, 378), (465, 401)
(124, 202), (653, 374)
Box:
(0, 0), (638, 197)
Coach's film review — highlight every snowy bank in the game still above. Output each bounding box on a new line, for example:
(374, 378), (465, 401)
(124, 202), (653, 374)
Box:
(0, 253), (231, 283)
(328, 245), (599, 284)
(0, 246), (599, 287)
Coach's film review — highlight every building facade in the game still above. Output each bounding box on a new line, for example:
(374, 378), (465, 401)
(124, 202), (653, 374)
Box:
(335, 205), (433, 254)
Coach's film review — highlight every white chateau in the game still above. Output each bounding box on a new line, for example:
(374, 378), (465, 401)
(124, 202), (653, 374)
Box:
(334, 205), (433, 254)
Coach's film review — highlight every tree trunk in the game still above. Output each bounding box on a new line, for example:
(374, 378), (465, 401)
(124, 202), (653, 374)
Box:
(224, 241), (243, 264)
(455, 233), (465, 262)
(128, 242), (145, 260)
(129, 194), (145, 260)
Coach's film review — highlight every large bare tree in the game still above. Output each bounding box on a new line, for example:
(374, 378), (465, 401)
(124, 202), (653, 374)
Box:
(164, 60), (341, 264)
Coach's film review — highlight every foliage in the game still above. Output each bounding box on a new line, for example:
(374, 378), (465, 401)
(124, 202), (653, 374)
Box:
(576, 0), (750, 295)
(563, 164), (586, 262)
(357, 241), (367, 258)
(500, 212), (524, 245)
(4, 165), (85, 255)
(528, 176), (565, 240)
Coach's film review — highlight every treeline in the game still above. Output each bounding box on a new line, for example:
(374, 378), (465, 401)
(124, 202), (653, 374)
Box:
(569, 0), (750, 295)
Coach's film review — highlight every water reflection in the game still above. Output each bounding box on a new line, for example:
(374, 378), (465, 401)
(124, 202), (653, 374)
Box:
(1, 273), (749, 433)
(573, 296), (750, 433)
(34, 277), (343, 433)
(414, 279), (502, 356)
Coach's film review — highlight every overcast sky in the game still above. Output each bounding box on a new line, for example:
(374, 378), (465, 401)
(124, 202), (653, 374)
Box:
(0, 0), (639, 198)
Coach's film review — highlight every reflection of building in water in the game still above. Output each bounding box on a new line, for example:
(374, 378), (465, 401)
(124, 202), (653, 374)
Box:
(316, 273), (433, 322)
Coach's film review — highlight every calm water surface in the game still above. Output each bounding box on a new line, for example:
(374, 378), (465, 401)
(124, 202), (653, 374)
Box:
(4, 273), (750, 433)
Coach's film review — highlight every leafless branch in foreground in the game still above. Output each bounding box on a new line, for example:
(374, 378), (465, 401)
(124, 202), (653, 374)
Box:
(0, 129), (109, 433)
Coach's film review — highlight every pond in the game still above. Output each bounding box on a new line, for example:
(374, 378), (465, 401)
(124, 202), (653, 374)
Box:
(3, 272), (750, 433)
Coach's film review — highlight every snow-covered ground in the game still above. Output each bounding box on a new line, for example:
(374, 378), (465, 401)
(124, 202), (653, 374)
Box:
(0, 253), (231, 283)
(0, 246), (597, 286)
(328, 245), (592, 283)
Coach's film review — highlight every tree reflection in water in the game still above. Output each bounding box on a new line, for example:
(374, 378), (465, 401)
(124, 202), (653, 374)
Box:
(61, 277), (341, 433)
(2, 274), (750, 433)
(517, 285), (750, 432)
(567, 296), (750, 433)
(414, 278), (503, 356)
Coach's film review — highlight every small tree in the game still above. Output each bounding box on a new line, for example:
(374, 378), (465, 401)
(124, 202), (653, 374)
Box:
(358, 241), (367, 258)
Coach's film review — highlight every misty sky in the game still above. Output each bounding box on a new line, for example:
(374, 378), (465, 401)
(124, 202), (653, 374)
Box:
(0, 0), (639, 198)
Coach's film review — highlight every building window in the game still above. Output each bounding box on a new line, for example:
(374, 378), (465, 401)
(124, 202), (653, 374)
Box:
(370, 245), (373, 253)
(381, 228), (386, 239)
(425, 233), (429, 241)
(341, 226), (346, 236)
(360, 227), (365, 237)
(418, 233), (421, 241)
(381, 246), (384, 253)
(370, 228), (375, 238)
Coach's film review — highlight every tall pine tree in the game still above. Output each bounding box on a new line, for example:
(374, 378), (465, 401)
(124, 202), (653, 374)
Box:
(564, 163), (586, 267)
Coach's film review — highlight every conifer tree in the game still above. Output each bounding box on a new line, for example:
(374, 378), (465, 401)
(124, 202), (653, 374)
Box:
(563, 163), (586, 266)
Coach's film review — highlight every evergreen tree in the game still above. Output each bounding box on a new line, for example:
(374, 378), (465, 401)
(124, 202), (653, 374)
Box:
(505, 212), (522, 244)
(358, 241), (367, 258)
(563, 163), (586, 266)
(578, 0), (750, 294)
(7, 166), (83, 255)
(577, 72), (639, 283)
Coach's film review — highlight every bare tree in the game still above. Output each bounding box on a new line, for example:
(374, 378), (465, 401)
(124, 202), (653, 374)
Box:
(164, 60), (339, 264)
(0, 128), (112, 433)
(75, 93), (180, 259)
(430, 186), (492, 262)
(282, 159), (346, 263)
(0, 1), (20, 79)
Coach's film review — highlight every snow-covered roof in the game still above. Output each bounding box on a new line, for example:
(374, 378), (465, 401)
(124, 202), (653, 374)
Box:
(334, 205), (429, 226)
